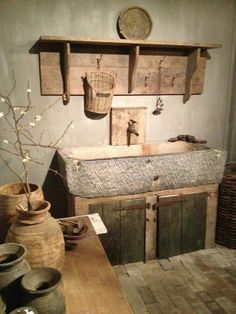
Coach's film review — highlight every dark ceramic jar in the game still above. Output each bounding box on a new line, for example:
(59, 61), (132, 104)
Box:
(8, 306), (38, 314)
(20, 267), (65, 314)
(0, 243), (31, 312)
(0, 294), (6, 313)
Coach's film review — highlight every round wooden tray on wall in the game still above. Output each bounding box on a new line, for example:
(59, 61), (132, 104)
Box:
(117, 7), (152, 40)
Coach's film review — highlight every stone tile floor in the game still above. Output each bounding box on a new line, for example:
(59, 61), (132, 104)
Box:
(114, 246), (236, 314)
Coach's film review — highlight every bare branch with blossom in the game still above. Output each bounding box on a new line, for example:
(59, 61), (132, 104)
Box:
(0, 79), (73, 210)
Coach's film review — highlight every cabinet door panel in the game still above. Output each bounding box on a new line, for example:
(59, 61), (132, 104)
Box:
(181, 193), (207, 253)
(157, 197), (182, 259)
(90, 201), (121, 265)
(120, 199), (145, 264)
(157, 193), (207, 259)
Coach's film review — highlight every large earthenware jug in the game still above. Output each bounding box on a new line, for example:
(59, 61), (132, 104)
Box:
(21, 267), (65, 314)
(5, 200), (65, 270)
(0, 183), (44, 243)
(0, 243), (31, 312)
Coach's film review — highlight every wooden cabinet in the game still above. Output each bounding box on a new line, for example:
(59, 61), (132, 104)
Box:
(67, 184), (218, 264)
(89, 198), (146, 265)
(157, 193), (207, 259)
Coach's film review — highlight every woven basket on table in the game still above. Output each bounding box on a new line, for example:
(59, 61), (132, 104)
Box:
(84, 71), (115, 114)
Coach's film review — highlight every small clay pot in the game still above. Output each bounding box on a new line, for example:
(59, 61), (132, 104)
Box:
(21, 267), (65, 314)
(0, 243), (31, 312)
(0, 183), (44, 243)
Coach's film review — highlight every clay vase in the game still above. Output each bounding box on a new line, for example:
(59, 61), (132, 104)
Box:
(20, 267), (65, 314)
(0, 243), (31, 312)
(0, 183), (44, 243)
(5, 200), (65, 270)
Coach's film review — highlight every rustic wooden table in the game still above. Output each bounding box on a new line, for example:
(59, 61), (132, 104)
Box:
(60, 217), (133, 314)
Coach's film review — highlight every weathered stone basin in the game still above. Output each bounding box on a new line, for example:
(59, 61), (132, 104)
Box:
(57, 142), (226, 198)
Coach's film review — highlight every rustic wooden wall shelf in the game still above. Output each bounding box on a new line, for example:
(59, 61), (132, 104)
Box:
(38, 36), (221, 103)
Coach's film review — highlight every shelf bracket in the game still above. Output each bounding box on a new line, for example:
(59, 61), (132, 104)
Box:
(184, 48), (201, 103)
(128, 45), (140, 93)
(62, 42), (71, 105)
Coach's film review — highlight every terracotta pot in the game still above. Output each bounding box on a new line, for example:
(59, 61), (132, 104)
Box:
(0, 243), (31, 312)
(5, 200), (65, 270)
(20, 268), (65, 314)
(0, 183), (44, 243)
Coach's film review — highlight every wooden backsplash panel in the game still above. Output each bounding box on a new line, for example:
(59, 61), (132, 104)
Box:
(39, 51), (206, 95)
(110, 107), (146, 146)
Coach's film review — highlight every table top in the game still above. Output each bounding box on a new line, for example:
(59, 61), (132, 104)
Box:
(60, 217), (133, 314)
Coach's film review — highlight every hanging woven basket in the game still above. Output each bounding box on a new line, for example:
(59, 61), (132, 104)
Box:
(84, 71), (115, 114)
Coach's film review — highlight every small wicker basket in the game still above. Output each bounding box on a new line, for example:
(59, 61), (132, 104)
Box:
(84, 71), (115, 114)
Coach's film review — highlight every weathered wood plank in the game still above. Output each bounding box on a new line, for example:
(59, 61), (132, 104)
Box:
(120, 198), (146, 264)
(157, 196), (182, 259)
(110, 107), (146, 146)
(39, 36), (221, 49)
(182, 193), (207, 254)
(39, 50), (207, 95)
(62, 217), (133, 314)
(145, 196), (157, 261)
(102, 201), (121, 265)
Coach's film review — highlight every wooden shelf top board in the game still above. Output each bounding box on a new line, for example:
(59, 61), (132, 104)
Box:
(39, 36), (221, 50)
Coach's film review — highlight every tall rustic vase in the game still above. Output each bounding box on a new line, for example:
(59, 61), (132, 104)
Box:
(0, 183), (44, 243)
(0, 243), (31, 312)
(20, 267), (65, 314)
(5, 200), (65, 270)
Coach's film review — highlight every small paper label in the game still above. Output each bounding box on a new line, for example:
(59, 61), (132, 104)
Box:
(88, 213), (107, 234)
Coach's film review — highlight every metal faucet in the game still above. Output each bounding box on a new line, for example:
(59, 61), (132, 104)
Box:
(127, 119), (139, 146)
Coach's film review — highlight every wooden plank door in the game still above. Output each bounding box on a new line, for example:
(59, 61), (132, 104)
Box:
(181, 193), (207, 253)
(157, 197), (182, 259)
(120, 198), (146, 264)
(90, 201), (121, 265)
(89, 198), (146, 265)
(157, 193), (207, 259)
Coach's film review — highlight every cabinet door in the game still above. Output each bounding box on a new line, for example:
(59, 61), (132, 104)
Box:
(89, 198), (146, 265)
(181, 193), (207, 253)
(120, 199), (146, 264)
(157, 193), (207, 259)
(157, 197), (182, 259)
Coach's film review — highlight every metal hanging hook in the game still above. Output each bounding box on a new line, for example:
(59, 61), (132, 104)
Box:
(96, 54), (103, 71)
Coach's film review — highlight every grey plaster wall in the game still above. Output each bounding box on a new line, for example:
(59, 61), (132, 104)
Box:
(0, 0), (235, 186)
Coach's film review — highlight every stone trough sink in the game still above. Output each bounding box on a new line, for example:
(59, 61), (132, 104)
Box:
(57, 142), (226, 198)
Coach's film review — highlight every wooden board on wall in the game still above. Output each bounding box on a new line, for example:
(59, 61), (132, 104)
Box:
(39, 50), (206, 96)
(110, 107), (146, 145)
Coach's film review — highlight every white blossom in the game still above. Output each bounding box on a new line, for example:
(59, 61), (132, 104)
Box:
(70, 123), (75, 129)
(22, 158), (28, 163)
(25, 153), (31, 160)
(27, 88), (32, 93)
(20, 110), (26, 115)
(0, 97), (5, 102)
(13, 107), (20, 111)
(0, 112), (4, 118)
(3, 139), (8, 144)
(35, 115), (41, 121)
(29, 122), (36, 127)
